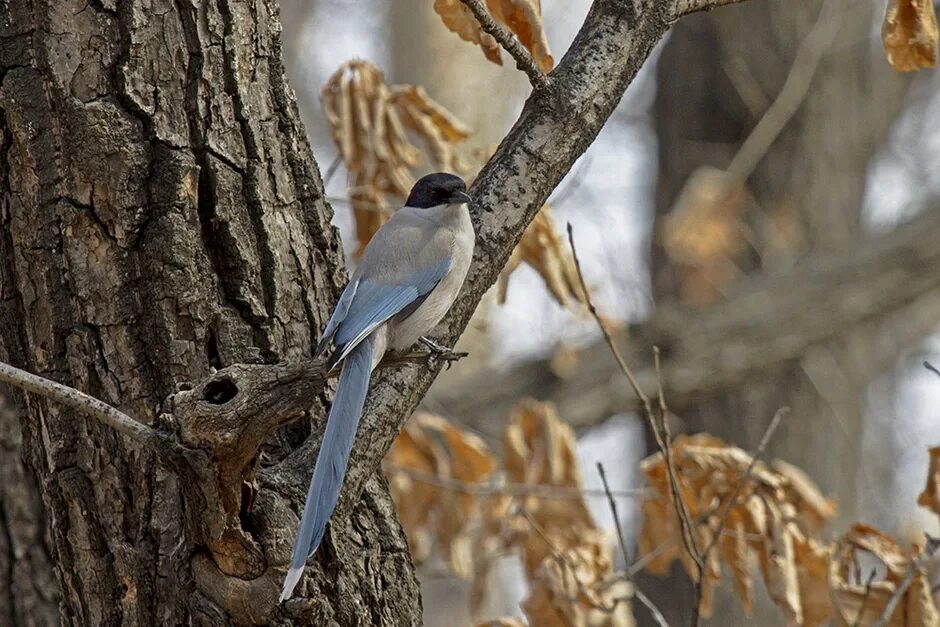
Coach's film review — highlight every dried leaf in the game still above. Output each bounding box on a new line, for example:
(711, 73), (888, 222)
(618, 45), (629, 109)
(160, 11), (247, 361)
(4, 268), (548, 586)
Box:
(497, 205), (586, 310)
(523, 543), (635, 627)
(917, 446), (940, 518)
(662, 166), (751, 305)
(773, 459), (837, 533)
(883, 0), (939, 72)
(322, 61), (472, 256)
(792, 532), (833, 627)
(502, 400), (600, 576)
(385, 412), (496, 571)
(433, 0), (554, 71)
(476, 620), (528, 627)
(639, 433), (836, 622)
(830, 524), (940, 626)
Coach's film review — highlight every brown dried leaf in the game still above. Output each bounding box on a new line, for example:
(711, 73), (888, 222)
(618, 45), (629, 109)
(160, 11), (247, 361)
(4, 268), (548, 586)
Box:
(662, 166), (751, 305)
(773, 459), (837, 533)
(639, 433), (836, 623)
(829, 524), (940, 626)
(792, 532), (833, 627)
(883, 0), (939, 72)
(917, 446), (940, 518)
(497, 205), (586, 310)
(321, 61), (472, 255)
(433, 0), (554, 71)
(719, 511), (756, 614)
(761, 501), (802, 624)
(502, 400), (600, 576)
(523, 544), (635, 627)
(476, 620), (528, 627)
(433, 0), (503, 65)
(385, 412), (495, 571)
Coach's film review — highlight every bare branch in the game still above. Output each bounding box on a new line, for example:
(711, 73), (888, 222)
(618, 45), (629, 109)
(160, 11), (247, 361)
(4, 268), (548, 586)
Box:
(924, 360), (940, 379)
(871, 535), (940, 627)
(458, 0), (551, 90)
(0, 360), (174, 453)
(669, 0), (755, 19)
(725, 0), (845, 183)
(568, 223), (704, 610)
(567, 222), (648, 407)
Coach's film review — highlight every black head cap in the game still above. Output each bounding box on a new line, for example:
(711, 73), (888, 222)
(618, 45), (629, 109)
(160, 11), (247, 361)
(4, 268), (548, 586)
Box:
(405, 172), (472, 209)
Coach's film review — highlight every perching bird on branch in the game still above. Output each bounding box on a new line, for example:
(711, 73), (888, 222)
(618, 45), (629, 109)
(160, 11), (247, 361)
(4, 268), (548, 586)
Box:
(280, 172), (475, 601)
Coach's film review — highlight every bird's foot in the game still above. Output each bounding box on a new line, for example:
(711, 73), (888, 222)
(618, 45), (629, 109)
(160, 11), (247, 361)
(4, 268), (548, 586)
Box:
(419, 336), (467, 369)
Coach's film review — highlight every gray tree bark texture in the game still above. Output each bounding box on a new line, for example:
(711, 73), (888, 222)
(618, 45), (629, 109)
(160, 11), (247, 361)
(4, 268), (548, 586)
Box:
(0, 0), (753, 624)
(0, 0), (421, 624)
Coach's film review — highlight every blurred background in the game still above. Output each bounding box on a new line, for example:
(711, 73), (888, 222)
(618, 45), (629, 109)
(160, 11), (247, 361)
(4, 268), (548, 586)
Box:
(274, 0), (940, 624)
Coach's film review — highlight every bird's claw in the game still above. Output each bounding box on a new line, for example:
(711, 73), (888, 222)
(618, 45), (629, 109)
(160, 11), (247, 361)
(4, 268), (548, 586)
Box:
(419, 336), (467, 370)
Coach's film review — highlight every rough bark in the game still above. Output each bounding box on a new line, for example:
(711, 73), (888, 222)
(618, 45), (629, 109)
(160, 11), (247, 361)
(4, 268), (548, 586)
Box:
(0, 0), (420, 624)
(0, 395), (59, 626)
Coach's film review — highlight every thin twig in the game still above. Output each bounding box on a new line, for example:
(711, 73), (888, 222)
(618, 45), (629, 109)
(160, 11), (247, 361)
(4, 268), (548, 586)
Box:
(568, 223), (704, 620)
(458, 0), (552, 90)
(322, 154), (342, 187)
(924, 360), (940, 379)
(566, 223), (648, 406)
(383, 461), (650, 500)
(0, 360), (169, 448)
(598, 463), (670, 627)
(851, 569), (878, 627)
(650, 347), (700, 572)
(699, 406), (789, 560)
(871, 535), (940, 627)
(516, 506), (639, 618)
(598, 463), (633, 565)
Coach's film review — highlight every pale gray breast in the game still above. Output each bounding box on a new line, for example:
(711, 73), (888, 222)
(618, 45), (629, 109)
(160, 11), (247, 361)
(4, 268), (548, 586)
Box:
(387, 204), (474, 351)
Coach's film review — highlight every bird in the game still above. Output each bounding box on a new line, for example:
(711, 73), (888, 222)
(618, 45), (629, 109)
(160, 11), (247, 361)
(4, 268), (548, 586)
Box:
(280, 172), (475, 601)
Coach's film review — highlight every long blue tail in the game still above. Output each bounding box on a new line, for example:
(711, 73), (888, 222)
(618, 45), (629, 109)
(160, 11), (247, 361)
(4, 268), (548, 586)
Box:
(280, 336), (374, 601)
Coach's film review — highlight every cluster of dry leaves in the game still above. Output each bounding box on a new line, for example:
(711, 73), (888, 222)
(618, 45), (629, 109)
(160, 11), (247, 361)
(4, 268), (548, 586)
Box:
(386, 408), (940, 626)
(322, 58), (583, 308)
(386, 401), (634, 626)
(640, 433), (837, 624)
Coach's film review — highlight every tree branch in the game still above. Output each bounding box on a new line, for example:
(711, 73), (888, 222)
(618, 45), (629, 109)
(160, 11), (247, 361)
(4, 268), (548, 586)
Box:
(669, 0), (754, 19)
(0, 361), (177, 457)
(459, 0), (552, 90)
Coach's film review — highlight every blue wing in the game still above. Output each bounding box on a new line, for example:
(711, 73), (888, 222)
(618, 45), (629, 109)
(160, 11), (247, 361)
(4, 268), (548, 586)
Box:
(321, 258), (450, 368)
(315, 280), (358, 358)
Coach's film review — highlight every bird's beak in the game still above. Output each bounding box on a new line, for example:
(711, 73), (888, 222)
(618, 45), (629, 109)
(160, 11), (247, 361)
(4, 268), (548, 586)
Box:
(451, 191), (473, 205)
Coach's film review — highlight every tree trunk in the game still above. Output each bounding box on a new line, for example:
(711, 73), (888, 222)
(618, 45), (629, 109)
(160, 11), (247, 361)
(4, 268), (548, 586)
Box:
(0, 0), (420, 624)
(0, 395), (59, 626)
